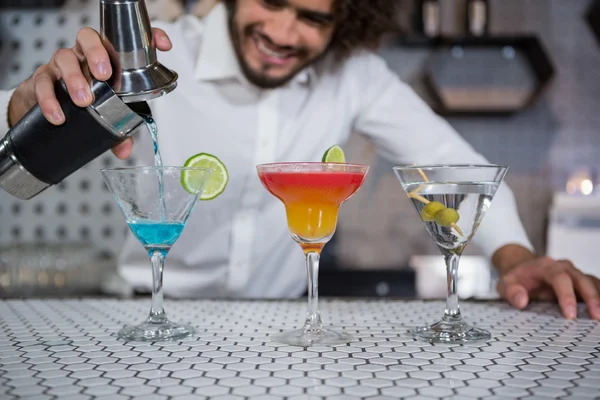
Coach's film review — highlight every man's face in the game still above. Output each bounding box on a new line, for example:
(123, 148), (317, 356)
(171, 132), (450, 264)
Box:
(228, 0), (336, 88)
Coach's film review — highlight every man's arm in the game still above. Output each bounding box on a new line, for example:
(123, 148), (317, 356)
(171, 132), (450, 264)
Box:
(349, 51), (600, 320)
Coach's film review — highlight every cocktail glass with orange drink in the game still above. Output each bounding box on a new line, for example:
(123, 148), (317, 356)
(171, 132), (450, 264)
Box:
(257, 162), (369, 346)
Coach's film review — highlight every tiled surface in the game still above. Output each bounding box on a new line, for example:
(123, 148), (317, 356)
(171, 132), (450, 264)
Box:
(0, 299), (599, 399)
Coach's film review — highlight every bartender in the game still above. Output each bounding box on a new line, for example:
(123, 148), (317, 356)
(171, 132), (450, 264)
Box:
(1, 0), (598, 319)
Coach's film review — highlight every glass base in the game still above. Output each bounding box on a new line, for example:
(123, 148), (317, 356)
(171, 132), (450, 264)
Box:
(118, 320), (195, 342)
(413, 318), (491, 344)
(272, 325), (353, 347)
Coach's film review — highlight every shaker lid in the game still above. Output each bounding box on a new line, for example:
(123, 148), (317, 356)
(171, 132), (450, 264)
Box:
(107, 62), (178, 104)
(100, 0), (178, 103)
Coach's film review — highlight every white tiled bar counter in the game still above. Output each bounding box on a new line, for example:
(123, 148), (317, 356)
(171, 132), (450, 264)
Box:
(0, 299), (599, 399)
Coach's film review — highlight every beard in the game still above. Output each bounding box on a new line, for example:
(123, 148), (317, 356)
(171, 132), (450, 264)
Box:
(226, 7), (320, 89)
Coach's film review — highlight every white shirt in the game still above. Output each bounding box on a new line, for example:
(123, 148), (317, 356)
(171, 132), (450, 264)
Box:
(0, 3), (533, 298)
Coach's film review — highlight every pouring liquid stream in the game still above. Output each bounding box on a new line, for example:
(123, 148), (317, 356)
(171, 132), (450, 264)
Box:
(140, 114), (166, 221)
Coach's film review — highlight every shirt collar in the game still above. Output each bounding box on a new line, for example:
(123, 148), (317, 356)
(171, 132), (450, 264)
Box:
(193, 3), (315, 87)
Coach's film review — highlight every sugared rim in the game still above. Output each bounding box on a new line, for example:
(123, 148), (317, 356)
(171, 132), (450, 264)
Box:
(101, 166), (213, 173)
(257, 161), (369, 170)
(393, 164), (508, 170)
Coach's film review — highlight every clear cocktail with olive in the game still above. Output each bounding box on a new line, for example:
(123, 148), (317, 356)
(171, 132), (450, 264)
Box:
(406, 182), (498, 250)
(394, 165), (508, 344)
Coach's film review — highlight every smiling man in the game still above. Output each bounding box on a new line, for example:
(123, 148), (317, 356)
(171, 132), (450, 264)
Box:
(227, 0), (337, 87)
(1, 0), (599, 320)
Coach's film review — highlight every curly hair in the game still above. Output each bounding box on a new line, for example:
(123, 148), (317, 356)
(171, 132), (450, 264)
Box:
(220, 0), (404, 61)
(330, 0), (404, 60)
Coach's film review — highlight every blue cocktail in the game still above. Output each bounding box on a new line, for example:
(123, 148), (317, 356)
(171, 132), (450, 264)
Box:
(102, 166), (211, 341)
(128, 221), (185, 251)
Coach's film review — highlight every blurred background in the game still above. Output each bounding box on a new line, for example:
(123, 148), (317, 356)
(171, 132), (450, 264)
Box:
(0, 0), (599, 299)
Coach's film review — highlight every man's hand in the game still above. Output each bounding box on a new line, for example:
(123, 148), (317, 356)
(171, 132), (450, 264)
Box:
(493, 244), (600, 320)
(7, 27), (173, 160)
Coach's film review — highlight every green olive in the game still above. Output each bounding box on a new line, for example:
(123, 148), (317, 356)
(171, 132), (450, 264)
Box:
(435, 208), (460, 226)
(420, 201), (446, 221)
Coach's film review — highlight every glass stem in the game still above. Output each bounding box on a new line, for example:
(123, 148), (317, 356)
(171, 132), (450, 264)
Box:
(304, 251), (323, 331)
(148, 250), (167, 324)
(443, 251), (463, 322)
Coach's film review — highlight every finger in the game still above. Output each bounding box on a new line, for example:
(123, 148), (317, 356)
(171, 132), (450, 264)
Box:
(498, 280), (529, 309)
(573, 272), (600, 320)
(74, 27), (112, 81)
(589, 275), (600, 293)
(545, 264), (578, 319)
(32, 67), (65, 125)
(111, 137), (133, 160)
(152, 28), (172, 51)
(52, 48), (93, 107)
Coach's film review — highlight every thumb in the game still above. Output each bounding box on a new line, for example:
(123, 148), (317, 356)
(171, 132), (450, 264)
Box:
(152, 28), (173, 51)
(111, 137), (134, 160)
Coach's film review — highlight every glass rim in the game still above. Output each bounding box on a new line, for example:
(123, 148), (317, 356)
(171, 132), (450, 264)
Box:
(393, 163), (508, 170)
(256, 161), (369, 170)
(101, 166), (213, 173)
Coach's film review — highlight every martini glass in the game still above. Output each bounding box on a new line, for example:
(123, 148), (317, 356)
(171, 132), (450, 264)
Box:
(102, 166), (212, 341)
(393, 164), (508, 344)
(257, 162), (369, 346)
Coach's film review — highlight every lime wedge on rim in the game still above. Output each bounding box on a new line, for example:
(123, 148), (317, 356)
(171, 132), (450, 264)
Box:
(322, 145), (346, 163)
(182, 153), (228, 200)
